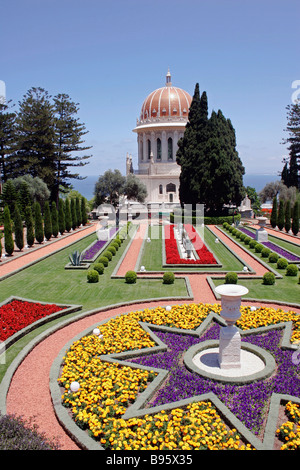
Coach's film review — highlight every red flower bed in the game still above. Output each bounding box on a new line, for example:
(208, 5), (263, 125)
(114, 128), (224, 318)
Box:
(0, 300), (63, 341)
(164, 225), (217, 265)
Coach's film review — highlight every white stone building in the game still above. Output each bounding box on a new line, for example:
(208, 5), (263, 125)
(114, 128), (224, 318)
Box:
(127, 70), (192, 204)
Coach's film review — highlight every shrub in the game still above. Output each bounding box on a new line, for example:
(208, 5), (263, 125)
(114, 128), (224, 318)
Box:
(163, 272), (175, 284)
(269, 252), (279, 263)
(25, 205), (35, 247)
(125, 270), (137, 284)
(3, 206), (14, 256)
(93, 262), (105, 275)
(107, 246), (116, 256)
(239, 233), (246, 241)
(103, 250), (112, 261)
(51, 201), (59, 238)
(255, 243), (264, 253)
(13, 204), (24, 251)
(244, 237), (251, 245)
(286, 264), (298, 276)
(225, 272), (238, 284)
(263, 272), (276, 285)
(87, 269), (99, 283)
(249, 239), (257, 249)
(261, 247), (271, 258)
(98, 256), (109, 267)
(34, 202), (44, 243)
(114, 238), (122, 247)
(111, 241), (120, 250)
(43, 201), (52, 241)
(277, 258), (289, 269)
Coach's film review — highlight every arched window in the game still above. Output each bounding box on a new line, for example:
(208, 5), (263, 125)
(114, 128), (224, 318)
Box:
(168, 137), (173, 160)
(166, 183), (176, 193)
(159, 184), (163, 195)
(147, 139), (151, 160)
(157, 138), (161, 160)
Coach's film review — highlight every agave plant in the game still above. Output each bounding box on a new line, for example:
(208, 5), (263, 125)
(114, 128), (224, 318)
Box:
(69, 250), (82, 266)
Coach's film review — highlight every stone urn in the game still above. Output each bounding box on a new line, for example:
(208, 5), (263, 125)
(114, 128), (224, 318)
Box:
(96, 216), (110, 241)
(215, 284), (249, 369)
(255, 216), (268, 242)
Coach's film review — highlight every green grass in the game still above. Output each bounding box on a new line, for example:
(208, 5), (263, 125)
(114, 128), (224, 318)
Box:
(138, 225), (245, 272)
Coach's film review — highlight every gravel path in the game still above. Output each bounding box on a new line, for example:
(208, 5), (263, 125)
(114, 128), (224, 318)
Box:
(4, 222), (300, 450)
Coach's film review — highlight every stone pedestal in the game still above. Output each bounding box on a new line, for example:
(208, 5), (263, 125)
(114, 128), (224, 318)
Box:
(255, 217), (268, 243)
(215, 284), (249, 370)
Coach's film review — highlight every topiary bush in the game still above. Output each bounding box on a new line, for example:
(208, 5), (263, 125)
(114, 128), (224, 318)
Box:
(125, 270), (137, 284)
(225, 272), (238, 284)
(87, 269), (99, 283)
(262, 272), (276, 285)
(261, 247), (271, 258)
(239, 233), (246, 241)
(107, 245), (116, 256)
(98, 256), (109, 267)
(163, 272), (175, 284)
(255, 243), (264, 253)
(249, 239), (258, 249)
(269, 252), (279, 263)
(277, 258), (288, 269)
(103, 250), (112, 261)
(93, 262), (105, 275)
(286, 264), (298, 277)
(244, 237), (251, 245)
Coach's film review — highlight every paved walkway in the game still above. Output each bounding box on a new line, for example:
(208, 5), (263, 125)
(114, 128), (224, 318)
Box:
(3, 222), (300, 450)
(0, 224), (97, 279)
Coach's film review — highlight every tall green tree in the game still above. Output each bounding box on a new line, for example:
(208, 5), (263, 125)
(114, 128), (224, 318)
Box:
(3, 206), (14, 256)
(270, 196), (277, 228)
(14, 87), (56, 193)
(13, 203), (24, 251)
(277, 199), (285, 231)
(58, 199), (66, 234)
(43, 201), (52, 241)
(281, 102), (300, 189)
(25, 205), (35, 247)
(70, 197), (77, 230)
(0, 101), (16, 183)
(51, 201), (59, 237)
(81, 197), (88, 226)
(284, 200), (291, 233)
(52, 94), (92, 203)
(0, 180), (17, 214)
(34, 201), (44, 244)
(291, 200), (299, 235)
(76, 196), (82, 226)
(176, 85), (244, 214)
(65, 198), (72, 232)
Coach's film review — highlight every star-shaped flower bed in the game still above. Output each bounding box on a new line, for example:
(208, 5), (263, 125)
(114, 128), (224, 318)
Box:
(53, 304), (300, 450)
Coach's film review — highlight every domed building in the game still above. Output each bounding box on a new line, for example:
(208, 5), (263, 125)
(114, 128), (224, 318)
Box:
(126, 70), (192, 204)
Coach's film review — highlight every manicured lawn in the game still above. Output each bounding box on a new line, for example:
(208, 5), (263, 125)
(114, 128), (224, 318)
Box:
(139, 225), (245, 272)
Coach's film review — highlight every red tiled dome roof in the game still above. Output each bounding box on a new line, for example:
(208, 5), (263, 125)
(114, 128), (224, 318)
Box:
(139, 70), (192, 123)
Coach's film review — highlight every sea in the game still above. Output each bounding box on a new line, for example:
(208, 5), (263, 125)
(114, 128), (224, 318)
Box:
(72, 174), (280, 201)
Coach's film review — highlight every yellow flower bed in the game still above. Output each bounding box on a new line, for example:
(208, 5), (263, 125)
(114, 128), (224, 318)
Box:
(276, 402), (300, 450)
(58, 303), (300, 450)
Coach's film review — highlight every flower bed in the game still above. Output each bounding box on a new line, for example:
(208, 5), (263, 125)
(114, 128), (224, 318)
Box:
(58, 303), (300, 450)
(0, 300), (63, 341)
(164, 225), (217, 265)
(82, 227), (118, 262)
(238, 227), (300, 262)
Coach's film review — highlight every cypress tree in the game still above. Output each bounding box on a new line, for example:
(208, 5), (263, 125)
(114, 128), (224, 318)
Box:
(43, 201), (52, 241)
(25, 205), (35, 247)
(3, 206), (14, 255)
(0, 101), (17, 183)
(284, 200), (291, 233)
(34, 201), (44, 243)
(51, 201), (59, 237)
(81, 197), (88, 225)
(65, 198), (72, 232)
(277, 199), (285, 231)
(270, 196), (278, 228)
(13, 203), (24, 251)
(71, 198), (77, 230)
(292, 201), (299, 235)
(1, 180), (17, 215)
(58, 199), (65, 234)
(0, 233), (2, 258)
(76, 196), (82, 226)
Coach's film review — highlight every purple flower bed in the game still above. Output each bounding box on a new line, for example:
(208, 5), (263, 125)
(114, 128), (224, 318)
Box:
(82, 227), (118, 261)
(238, 227), (300, 262)
(130, 324), (300, 436)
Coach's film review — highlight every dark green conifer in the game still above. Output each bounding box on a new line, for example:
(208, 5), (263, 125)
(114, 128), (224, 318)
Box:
(284, 200), (291, 233)
(43, 201), (52, 241)
(51, 201), (59, 237)
(13, 203), (24, 251)
(81, 197), (88, 225)
(270, 196), (277, 228)
(25, 205), (35, 247)
(291, 201), (299, 235)
(277, 199), (285, 231)
(34, 201), (44, 243)
(58, 199), (65, 234)
(71, 198), (77, 230)
(65, 198), (72, 232)
(3, 205), (14, 255)
(76, 197), (82, 226)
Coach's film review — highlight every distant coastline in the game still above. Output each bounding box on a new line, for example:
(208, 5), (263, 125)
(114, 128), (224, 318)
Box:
(71, 174), (280, 201)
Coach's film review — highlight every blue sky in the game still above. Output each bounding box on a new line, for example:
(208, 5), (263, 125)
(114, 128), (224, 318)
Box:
(1, 0), (299, 181)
